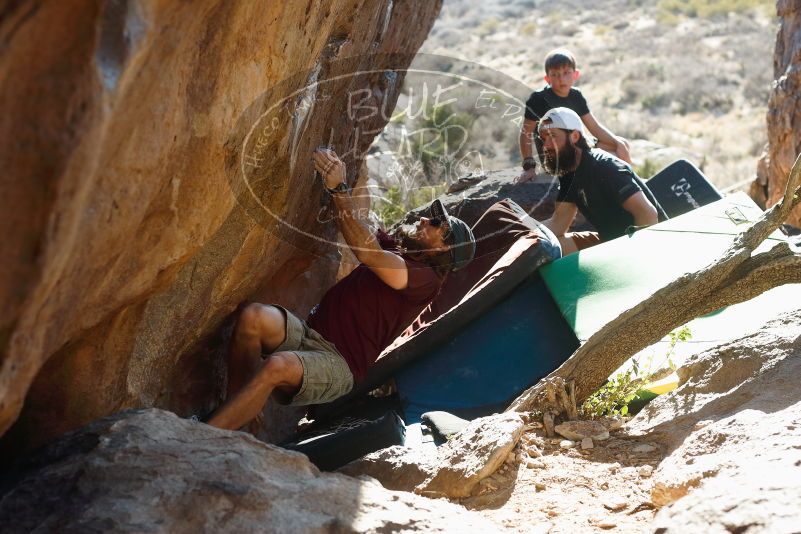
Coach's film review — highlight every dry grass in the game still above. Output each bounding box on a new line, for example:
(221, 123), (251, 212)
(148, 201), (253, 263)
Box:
(658, 0), (774, 22)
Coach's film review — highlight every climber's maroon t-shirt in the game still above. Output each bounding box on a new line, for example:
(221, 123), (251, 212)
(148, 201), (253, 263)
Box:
(307, 231), (442, 382)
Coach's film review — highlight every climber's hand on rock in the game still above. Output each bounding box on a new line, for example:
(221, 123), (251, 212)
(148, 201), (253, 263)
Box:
(313, 148), (346, 189)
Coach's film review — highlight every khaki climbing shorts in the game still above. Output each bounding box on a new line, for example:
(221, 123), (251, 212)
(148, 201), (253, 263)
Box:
(270, 305), (354, 406)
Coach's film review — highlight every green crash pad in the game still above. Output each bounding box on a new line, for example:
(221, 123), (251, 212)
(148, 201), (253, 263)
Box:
(540, 193), (801, 358)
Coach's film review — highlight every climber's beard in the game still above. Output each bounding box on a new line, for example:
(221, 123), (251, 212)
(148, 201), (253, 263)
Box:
(543, 136), (579, 177)
(393, 224), (427, 252)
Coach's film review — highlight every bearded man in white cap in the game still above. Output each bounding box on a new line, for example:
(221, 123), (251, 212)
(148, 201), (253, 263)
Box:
(537, 107), (666, 254)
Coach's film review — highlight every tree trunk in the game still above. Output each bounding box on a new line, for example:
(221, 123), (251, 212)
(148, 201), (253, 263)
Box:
(508, 153), (801, 419)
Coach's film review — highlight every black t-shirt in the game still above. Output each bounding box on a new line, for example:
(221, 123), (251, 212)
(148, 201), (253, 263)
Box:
(524, 86), (591, 122)
(557, 149), (668, 241)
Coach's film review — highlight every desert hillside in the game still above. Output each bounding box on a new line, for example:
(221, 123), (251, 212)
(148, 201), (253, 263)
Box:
(415, 0), (776, 189)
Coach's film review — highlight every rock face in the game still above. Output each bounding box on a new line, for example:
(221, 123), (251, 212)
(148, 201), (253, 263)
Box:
(0, 409), (503, 533)
(0, 1), (441, 454)
(554, 420), (609, 442)
(627, 310), (801, 531)
(339, 412), (525, 498)
(754, 0), (801, 226)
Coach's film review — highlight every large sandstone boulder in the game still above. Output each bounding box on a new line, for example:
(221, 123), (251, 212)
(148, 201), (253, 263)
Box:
(754, 0), (801, 226)
(0, 409), (503, 533)
(0, 1), (441, 455)
(627, 310), (801, 532)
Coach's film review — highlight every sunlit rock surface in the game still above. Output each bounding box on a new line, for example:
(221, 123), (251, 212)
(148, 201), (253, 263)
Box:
(754, 0), (801, 226)
(0, 409), (503, 533)
(0, 0), (441, 455)
(628, 310), (801, 531)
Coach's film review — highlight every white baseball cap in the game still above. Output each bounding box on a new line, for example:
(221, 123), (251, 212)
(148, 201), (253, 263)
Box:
(538, 107), (583, 133)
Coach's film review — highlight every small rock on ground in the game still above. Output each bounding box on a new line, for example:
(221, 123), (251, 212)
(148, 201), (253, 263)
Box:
(603, 497), (629, 511)
(555, 421), (610, 441)
(589, 516), (618, 529)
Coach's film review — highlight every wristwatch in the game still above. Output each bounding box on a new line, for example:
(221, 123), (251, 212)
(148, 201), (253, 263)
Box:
(522, 157), (536, 171)
(327, 182), (350, 195)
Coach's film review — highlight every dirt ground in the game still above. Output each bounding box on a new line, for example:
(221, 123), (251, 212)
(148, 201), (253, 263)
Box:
(465, 423), (664, 533)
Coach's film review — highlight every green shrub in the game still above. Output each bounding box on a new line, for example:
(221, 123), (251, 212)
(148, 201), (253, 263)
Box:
(619, 77), (644, 105)
(374, 184), (446, 227)
(409, 104), (475, 182)
(665, 326), (692, 370)
(520, 21), (537, 36)
(594, 24), (611, 36)
(477, 17), (500, 37)
(640, 92), (671, 111)
(580, 326), (692, 417)
(645, 64), (665, 80)
(634, 158), (660, 179)
(580, 363), (643, 418)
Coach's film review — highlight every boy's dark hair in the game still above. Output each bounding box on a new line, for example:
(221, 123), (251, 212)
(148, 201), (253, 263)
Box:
(544, 48), (577, 73)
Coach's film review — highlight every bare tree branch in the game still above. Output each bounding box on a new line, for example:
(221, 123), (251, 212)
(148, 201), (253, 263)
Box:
(692, 250), (801, 318)
(737, 152), (801, 250)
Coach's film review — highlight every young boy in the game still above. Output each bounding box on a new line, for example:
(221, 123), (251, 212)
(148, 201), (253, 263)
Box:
(518, 48), (632, 183)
